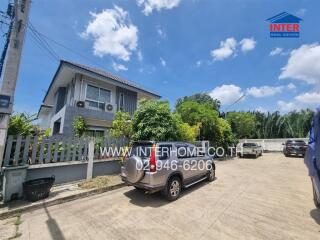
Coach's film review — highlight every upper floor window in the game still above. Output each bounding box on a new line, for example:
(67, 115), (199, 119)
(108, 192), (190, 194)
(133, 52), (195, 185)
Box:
(86, 84), (111, 110)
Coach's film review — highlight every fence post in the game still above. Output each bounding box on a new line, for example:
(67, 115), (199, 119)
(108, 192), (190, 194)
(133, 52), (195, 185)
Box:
(87, 139), (94, 180)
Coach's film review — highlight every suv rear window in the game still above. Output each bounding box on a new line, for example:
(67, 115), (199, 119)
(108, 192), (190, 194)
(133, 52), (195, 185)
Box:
(129, 143), (173, 160)
(286, 140), (306, 145)
(157, 144), (172, 160)
(177, 144), (197, 158)
(243, 143), (257, 147)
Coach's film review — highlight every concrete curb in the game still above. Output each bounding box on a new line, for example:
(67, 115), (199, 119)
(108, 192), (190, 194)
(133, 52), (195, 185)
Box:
(0, 182), (126, 220)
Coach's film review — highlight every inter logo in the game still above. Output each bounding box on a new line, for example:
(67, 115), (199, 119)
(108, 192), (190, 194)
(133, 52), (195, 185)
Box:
(266, 12), (302, 38)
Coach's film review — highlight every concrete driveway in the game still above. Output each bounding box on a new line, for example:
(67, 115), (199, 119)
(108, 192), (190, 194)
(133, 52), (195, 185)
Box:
(15, 153), (320, 239)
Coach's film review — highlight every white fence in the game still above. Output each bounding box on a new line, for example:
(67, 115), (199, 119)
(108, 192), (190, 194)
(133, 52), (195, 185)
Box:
(3, 135), (128, 167)
(239, 138), (308, 152)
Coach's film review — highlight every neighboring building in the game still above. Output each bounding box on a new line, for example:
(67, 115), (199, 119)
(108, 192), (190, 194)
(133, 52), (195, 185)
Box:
(37, 60), (160, 137)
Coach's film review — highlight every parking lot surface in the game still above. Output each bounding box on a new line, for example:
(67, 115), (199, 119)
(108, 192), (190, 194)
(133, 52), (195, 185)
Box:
(17, 153), (320, 239)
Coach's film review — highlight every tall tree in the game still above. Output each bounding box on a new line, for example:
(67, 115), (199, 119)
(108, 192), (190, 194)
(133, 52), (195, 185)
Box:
(226, 112), (257, 139)
(175, 100), (233, 147)
(252, 109), (313, 138)
(131, 99), (198, 142)
(176, 93), (220, 111)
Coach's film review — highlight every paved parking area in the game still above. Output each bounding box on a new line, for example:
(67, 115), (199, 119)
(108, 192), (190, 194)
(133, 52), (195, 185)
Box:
(12, 153), (320, 239)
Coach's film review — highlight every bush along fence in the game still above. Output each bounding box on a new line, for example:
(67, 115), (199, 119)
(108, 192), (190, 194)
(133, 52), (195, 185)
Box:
(3, 135), (129, 167)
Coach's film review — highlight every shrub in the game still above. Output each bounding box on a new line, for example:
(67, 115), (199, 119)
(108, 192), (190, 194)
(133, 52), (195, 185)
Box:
(110, 111), (132, 138)
(8, 113), (37, 136)
(73, 116), (87, 137)
(131, 99), (180, 141)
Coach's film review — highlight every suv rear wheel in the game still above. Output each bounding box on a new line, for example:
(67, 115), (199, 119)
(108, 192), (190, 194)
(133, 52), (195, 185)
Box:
(163, 176), (181, 201)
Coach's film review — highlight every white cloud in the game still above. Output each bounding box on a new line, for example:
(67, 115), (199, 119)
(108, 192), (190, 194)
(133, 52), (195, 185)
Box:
(82, 6), (138, 61)
(157, 26), (166, 39)
(160, 57), (166, 66)
(279, 43), (320, 85)
(210, 37), (237, 61)
(246, 85), (284, 98)
(295, 91), (320, 104)
(137, 50), (143, 61)
(239, 37), (256, 53)
(209, 84), (244, 105)
(287, 83), (296, 89)
(112, 62), (128, 71)
(137, 0), (181, 16)
(276, 89), (319, 112)
(270, 47), (283, 56)
(277, 100), (298, 112)
(210, 37), (257, 61)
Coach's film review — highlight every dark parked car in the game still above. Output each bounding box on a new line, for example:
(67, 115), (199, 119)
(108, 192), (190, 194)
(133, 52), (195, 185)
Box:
(283, 140), (307, 157)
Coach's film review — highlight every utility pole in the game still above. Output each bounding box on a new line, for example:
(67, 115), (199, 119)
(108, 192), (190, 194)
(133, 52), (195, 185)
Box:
(0, 0), (31, 169)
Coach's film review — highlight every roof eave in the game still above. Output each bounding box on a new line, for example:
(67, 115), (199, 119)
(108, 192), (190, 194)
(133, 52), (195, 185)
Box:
(62, 60), (161, 98)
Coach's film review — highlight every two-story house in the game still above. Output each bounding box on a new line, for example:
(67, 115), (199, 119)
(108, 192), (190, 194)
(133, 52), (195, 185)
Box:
(37, 60), (161, 137)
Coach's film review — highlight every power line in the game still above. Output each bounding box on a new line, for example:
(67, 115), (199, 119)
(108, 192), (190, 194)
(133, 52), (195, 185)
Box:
(28, 29), (59, 62)
(28, 23), (60, 59)
(27, 23), (60, 61)
(27, 22), (106, 69)
(223, 93), (246, 112)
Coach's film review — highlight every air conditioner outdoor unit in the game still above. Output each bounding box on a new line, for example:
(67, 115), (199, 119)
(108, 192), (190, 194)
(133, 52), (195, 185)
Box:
(76, 101), (85, 108)
(105, 103), (116, 113)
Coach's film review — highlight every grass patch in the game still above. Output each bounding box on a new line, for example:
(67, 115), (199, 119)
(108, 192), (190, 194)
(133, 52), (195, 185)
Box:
(78, 176), (112, 189)
(7, 215), (22, 240)
(13, 216), (22, 226)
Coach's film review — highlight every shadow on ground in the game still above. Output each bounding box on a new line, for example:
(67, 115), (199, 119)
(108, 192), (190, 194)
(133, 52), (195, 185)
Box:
(310, 209), (320, 225)
(44, 206), (65, 240)
(123, 179), (213, 208)
(284, 155), (304, 159)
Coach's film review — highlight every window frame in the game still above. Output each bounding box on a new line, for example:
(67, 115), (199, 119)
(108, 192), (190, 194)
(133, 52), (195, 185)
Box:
(118, 92), (125, 111)
(85, 84), (111, 110)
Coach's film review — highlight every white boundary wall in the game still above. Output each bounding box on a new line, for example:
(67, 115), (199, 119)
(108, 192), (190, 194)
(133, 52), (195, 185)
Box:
(239, 138), (308, 152)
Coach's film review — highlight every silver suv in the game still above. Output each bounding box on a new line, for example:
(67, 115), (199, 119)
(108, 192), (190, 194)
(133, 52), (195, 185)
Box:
(121, 141), (215, 201)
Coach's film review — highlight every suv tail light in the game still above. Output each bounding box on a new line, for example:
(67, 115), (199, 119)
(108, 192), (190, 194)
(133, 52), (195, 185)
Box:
(149, 144), (157, 172)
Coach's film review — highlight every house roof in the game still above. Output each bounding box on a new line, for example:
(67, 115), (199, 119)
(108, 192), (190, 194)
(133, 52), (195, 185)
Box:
(41, 60), (161, 104)
(36, 104), (53, 119)
(266, 12), (302, 23)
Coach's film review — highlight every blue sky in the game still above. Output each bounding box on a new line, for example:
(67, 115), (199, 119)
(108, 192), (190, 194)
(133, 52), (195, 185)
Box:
(1, 0), (320, 114)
